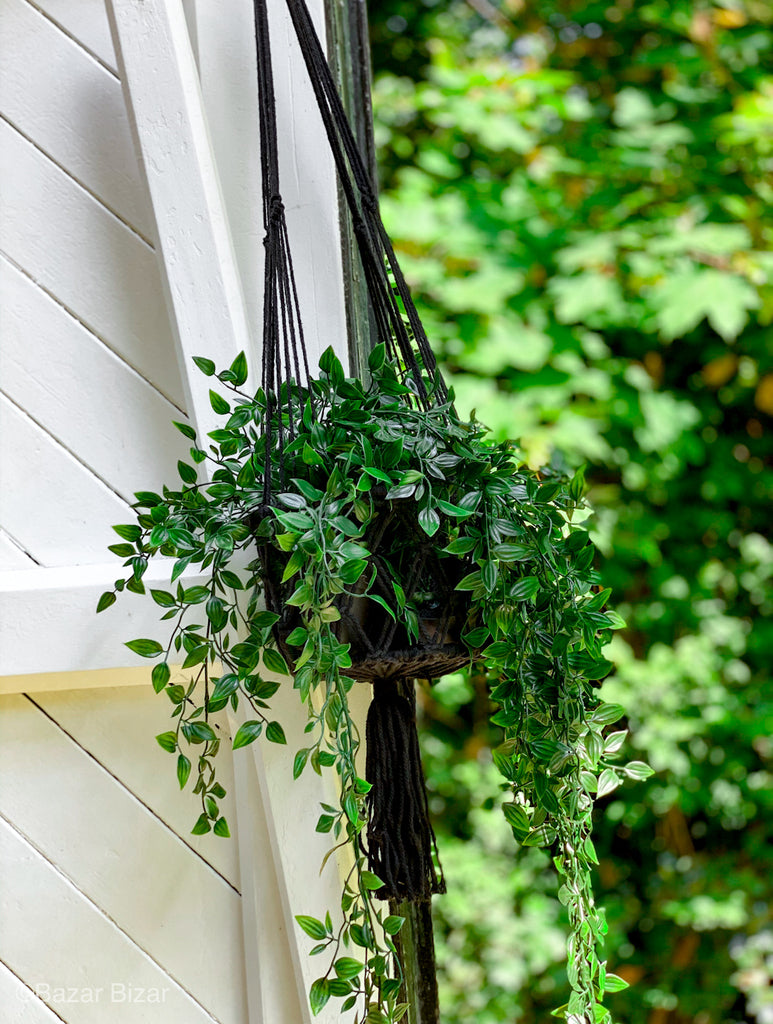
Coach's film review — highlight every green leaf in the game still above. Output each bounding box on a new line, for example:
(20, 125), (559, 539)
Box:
(177, 460), (197, 485)
(592, 703), (626, 726)
(173, 420), (197, 440)
(266, 721), (286, 745)
(296, 916), (328, 940)
(232, 721), (263, 749)
(209, 389), (230, 415)
(309, 977), (331, 1016)
(191, 813), (211, 835)
(502, 802), (530, 834)
(213, 816), (231, 838)
(456, 571), (482, 591)
(263, 649), (289, 676)
(156, 731), (177, 753)
(623, 760), (655, 781)
(509, 575), (540, 600)
(229, 350), (248, 386)
(360, 870), (384, 891)
(418, 506), (441, 537)
(368, 343), (386, 372)
(383, 915), (405, 935)
(96, 591), (116, 613)
(152, 662), (171, 693)
(315, 814), (335, 833)
(112, 524), (141, 542)
(126, 638), (163, 658)
(183, 585), (210, 604)
(340, 558), (368, 584)
(596, 768), (621, 799)
(177, 754), (191, 789)
(150, 589), (176, 608)
(334, 957), (363, 980)
(293, 748), (309, 779)
(193, 356), (216, 376)
(603, 974), (630, 993)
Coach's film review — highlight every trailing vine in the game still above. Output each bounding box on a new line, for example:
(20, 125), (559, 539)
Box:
(100, 344), (650, 1023)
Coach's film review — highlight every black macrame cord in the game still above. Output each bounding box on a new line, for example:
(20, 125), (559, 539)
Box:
(251, 0), (457, 902)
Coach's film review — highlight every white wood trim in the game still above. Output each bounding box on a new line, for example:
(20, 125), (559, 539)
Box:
(106, 0), (255, 441)
(0, 563), (205, 680)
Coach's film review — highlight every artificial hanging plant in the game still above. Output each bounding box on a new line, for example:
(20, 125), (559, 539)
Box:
(99, 0), (652, 1020)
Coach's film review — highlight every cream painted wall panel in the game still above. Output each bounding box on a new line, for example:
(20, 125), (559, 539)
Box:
(0, 396), (130, 566)
(0, 0), (153, 238)
(31, 685), (240, 886)
(0, 120), (184, 408)
(0, 818), (223, 1024)
(0, 961), (63, 1024)
(32, 0), (118, 71)
(0, 694), (247, 1023)
(0, 258), (188, 502)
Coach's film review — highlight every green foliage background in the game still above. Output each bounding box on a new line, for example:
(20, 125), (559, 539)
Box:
(365, 1), (773, 1020)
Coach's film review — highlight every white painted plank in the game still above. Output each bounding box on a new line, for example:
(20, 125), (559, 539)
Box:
(238, 679), (371, 1024)
(0, 119), (184, 408)
(0, 258), (188, 502)
(231, 741), (305, 1024)
(0, 693), (247, 1023)
(31, 685), (240, 887)
(0, 817), (223, 1024)
(0, 562), (209, 678)
(0, 961), (63, 1024)
(0, 0), (153, 238)
(107, 0), (255, 442)
(0, 529), (36, 570)
(31, 0), (118, 72)
(0, 395), (130, 567)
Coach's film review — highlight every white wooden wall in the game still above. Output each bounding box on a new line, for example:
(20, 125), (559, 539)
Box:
(0, 0), (363, 1021)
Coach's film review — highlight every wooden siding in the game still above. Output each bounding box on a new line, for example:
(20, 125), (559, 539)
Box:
(0, 687), (246, 1023)
(0, 0), (186, 575)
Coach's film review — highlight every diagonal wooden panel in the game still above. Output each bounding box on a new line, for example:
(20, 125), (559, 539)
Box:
(0, 0), (153, 238)
(0, 529), (36, 570)
(0, 396), (130, 567)
(0, 961), (64, 1024)
(0, 817), (226, 1024)
(31, 685), (240, 887)
(0, 693), (247, 1023)
(0, 258), (188, 502)
(30, 0), (118, 72)
(0, 119), (184, 408)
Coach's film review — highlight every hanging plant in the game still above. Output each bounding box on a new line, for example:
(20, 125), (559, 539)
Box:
(99, 0), (652, 1020)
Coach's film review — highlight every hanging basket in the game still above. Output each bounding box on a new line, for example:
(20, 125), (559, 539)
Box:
(260, 491), (474, 681)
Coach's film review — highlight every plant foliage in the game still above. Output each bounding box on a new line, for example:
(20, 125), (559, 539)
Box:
(102, 345), (646, 1022)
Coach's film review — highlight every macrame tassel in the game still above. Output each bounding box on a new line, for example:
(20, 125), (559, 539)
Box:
(365, 677), (445, 902)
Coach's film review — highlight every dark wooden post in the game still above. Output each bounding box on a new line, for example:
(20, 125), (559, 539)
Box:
(323, 5), (442, 1020)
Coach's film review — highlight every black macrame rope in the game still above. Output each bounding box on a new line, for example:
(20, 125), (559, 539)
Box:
(365, 678), (445, 902)
(281, 0), (448, 407)
(251, 0), (457, 902)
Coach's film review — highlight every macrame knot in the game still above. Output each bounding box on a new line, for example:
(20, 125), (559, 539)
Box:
(365, 676), (445, 903)
(269, 194), (285, 221)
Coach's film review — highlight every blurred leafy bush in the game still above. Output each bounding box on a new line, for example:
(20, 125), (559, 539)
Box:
(367, 0), (773, 1020)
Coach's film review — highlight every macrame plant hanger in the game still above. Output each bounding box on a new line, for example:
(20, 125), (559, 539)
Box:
(252, 0), (459, 903)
